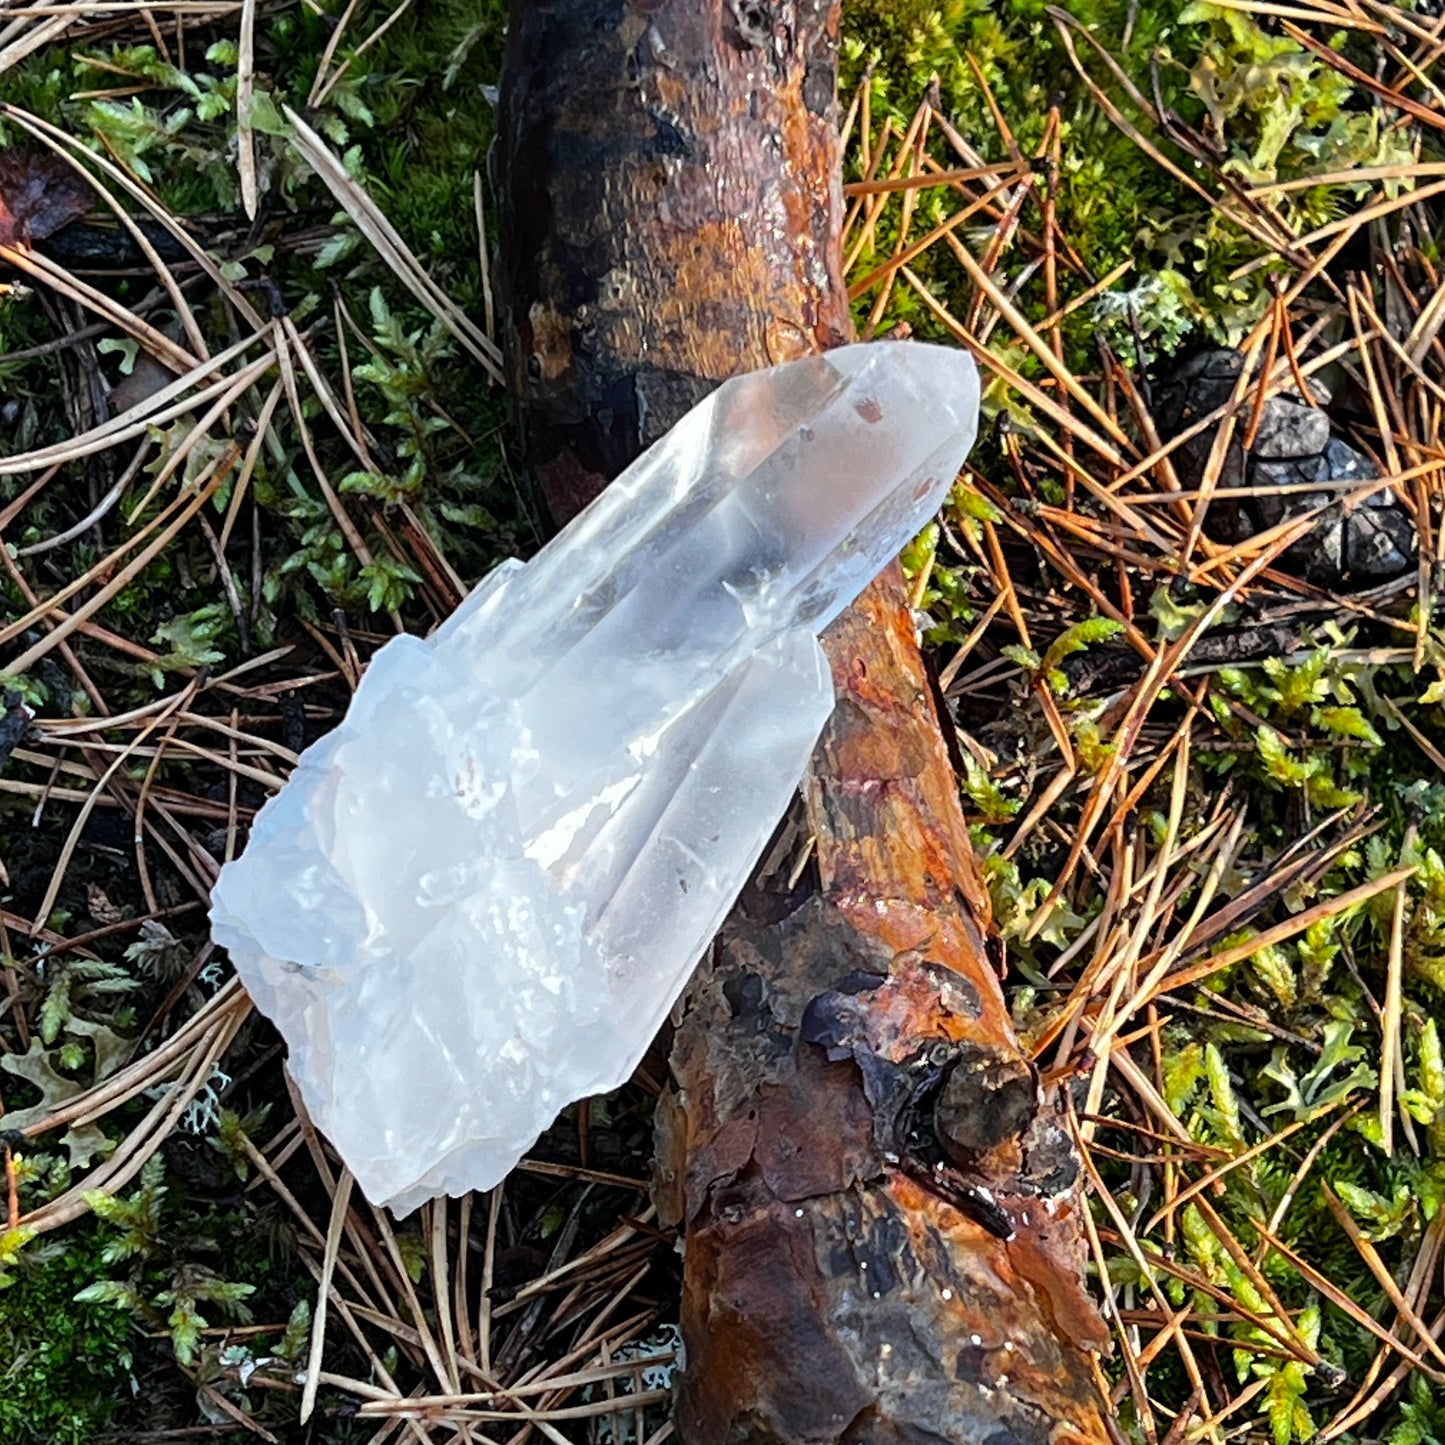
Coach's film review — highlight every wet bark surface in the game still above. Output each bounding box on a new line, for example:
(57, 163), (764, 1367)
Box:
(497, 4), (1112, 1441)
(496, 0), (852, 524)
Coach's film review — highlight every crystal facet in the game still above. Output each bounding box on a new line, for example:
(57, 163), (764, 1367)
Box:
(209, 341), (980, 1212)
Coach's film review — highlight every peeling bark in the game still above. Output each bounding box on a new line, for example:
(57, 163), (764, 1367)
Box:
(496, 4), (1112, 1442)
(657, 583), (1112, 1444)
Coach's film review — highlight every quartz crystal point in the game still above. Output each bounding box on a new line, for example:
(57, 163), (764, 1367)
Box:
(209, 341), (980, 1212)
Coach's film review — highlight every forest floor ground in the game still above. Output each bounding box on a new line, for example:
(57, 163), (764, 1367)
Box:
(2, 0), (1445, 1441)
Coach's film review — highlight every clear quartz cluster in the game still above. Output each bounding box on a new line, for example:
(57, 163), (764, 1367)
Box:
(209, 342), (980, 1212)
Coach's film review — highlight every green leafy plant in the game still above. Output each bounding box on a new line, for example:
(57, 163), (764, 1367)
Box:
(78, 1158), (256, 1367)
(0, 1223), (137, 1443)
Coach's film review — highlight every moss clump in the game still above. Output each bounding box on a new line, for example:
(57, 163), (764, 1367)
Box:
(841, 0), (1421, 358)
(0, 1223), (137, 1444)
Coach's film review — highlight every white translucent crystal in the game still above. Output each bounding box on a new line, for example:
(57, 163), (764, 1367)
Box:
(209, 341), (979, 1212)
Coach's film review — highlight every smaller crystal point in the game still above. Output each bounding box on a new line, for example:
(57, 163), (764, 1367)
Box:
(209, 341), (980, 1212)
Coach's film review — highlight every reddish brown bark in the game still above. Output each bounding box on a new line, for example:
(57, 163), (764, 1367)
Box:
(658, 583), (1111, 1444)
(496, 4), (1111, 1442)
(496, 0), (852, 526)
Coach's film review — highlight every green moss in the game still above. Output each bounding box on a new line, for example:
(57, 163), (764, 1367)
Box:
(0, 1224), (136, 1444)
(841, 0), (1424, 358)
